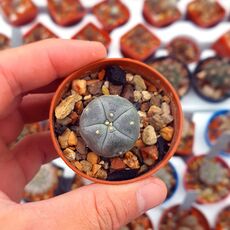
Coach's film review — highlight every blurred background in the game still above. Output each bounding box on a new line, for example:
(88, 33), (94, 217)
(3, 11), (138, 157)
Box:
(0, 0), (229, 229)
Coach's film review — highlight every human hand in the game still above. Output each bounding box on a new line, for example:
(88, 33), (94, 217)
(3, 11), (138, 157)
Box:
(0, 39), (167, 230)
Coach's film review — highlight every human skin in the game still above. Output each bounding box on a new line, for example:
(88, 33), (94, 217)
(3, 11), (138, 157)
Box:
(0, 39), (167, 230)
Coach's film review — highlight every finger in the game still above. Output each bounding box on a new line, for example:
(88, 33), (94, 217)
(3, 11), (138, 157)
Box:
(0, 132), (57, 201)
(0, 39), (106, 118)
(22, 177), (167, 229)
(0, 110), (23, 145)
(29, 79), (64, 94)
(19, 93), (53, 124)
(0, 93), (52, 144)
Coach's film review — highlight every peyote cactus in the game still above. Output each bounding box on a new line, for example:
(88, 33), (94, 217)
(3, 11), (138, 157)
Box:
(199, 159), (225, 186)
(80, 95), (140, 158)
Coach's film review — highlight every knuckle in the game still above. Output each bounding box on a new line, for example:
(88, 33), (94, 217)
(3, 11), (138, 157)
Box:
(91, 190), (129, 230)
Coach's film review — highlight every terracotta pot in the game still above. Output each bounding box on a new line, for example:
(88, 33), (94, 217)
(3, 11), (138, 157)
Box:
(186, 0), (225, 28)
(120, 24), (161, 61)
(124, 213), (154, 230)
(71, 23), (111, 50)
(0, 0), (37, 26)
(143, 1), (181, 28)
(215, 205), (230, 230)
(159, 205), (210, 230)
(23, 23), (58, 44)
(176, 115), (195, 156)
(0, 33), (10, 51)
(49, 58), (183, 184)
(212, 30), (230, 58)
(184, 155), (230, 204)
(92, 0), (130, 32)
(47, 0), (86, 27)
(166, 36), (200, 64)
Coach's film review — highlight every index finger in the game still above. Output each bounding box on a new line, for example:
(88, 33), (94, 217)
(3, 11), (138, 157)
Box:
(0, 39), (106, 117)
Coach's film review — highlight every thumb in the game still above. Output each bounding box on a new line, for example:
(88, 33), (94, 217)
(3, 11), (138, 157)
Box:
(22, 177), (167, 230)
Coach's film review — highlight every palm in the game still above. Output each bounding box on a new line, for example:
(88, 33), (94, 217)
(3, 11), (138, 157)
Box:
(0, 91), (55, 201)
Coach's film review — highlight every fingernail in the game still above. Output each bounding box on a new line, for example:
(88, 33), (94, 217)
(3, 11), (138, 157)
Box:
(136, 178), (167, 214)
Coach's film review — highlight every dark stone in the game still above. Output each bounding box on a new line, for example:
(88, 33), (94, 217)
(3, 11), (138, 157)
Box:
(133, 102), (141, 110)
(82, 76), (91, 80)
(75, 152), (86, 161)
(140, 102), (150, 112)
(109, 83), (123, 95)
(150, 95), (161, 107)
(131, 147), (144, 164)
(54, 123), (67, 136)
(157, 136), (169, 160)
(105, 65), (126, 85)
(69, 126), (81, 136)
(121, 84), (134, 102)
(87, 80), (103, 95)
(107, 169), (138, 181)
(90, 72), (98, 79)
(76, 138), (88, 155)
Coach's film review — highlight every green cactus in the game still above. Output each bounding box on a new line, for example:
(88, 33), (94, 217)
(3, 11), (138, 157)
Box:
(79, 95), (140, 158)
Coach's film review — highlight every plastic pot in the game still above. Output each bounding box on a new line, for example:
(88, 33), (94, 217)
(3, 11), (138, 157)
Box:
(205, 110), (230, 156)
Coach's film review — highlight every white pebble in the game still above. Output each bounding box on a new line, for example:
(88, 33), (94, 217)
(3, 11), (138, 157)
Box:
(142, 91), (151, 101)
(126, 73), (134, 82)
(134, 90), (142, 102)
(138, 111), (147, 118)
(142, 125), (157, 145)
(103, 81), (109, 88)
(84, 95), (92, 100)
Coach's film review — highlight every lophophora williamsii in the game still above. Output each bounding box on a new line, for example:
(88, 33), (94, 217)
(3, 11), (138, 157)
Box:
(80, 95), (140, 158)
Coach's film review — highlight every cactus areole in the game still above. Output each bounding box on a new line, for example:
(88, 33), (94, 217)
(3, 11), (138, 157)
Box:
(79, 95), (140, 157)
